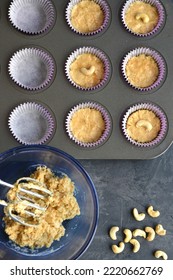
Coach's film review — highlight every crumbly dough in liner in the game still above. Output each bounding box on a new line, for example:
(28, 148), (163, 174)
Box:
(70, 0), (104, 33)
(126, 109), (161, 143)
(3, 166), (80, 249)
(125, 1), (159, 34)
(125, 54), (159, 88)
(70, 53), (104, 88)
(70, 108), (105, 143)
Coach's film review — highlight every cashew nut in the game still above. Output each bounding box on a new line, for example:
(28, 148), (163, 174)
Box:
(135, 13), (150, 23)
(133, 208), (145, 221)
(80, 66), (95, 76)
(112, 242), (125, 254)
(109, 226), (119, 240)
(133, 229), (146, 239)
(154, 250), (168, 260)
(145, 226), (155, 241)
(136, 120), (152, 132)
(123, 229), (132, 243)
(129, 239), (140, 253)
(155, 224), (166, 236)
(147, 206), (160, 218)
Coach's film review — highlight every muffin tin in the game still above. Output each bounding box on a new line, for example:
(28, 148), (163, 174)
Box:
(0, 0), (173, 159)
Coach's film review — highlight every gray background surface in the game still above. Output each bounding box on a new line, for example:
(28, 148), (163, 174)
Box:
(79, 144), (173, 260)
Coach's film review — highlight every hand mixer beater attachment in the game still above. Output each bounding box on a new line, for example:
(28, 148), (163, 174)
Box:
(0, 177), (52, 227)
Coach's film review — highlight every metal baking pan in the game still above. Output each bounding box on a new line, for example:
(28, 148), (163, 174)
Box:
(0, 0), (173, 159)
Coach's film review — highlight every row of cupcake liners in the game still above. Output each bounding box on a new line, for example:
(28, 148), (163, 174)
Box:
(0, 0), (172, 159)
(5, 0), (166, 39)
(6, 100), (168, 149)
(2, 45), (167, 93)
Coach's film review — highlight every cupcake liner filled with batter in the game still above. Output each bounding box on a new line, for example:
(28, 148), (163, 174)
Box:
(65, 101), (112, 148)
(122, 102), (168, 147)
(121, 0), (165, 37)
(65, 46), (110, 91)
(65, 0), (110, 36)
(8, 47), (55, 91)
(8, 0), (56, 35)
(121, 47), (166, 91)
(8, 102), (55, 145)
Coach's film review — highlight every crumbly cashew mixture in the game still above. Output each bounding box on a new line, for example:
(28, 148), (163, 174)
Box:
(3, 166), (80, 249)
(70, 0), (104, 33)
(125, 54), (159, 88)
(125, 1), (159, 34)
(70, 108), (105, 143)
(70, 53), (104, 88)
(126, 109), (161, 143)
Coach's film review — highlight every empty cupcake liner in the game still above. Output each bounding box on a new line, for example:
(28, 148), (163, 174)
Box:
(65, 0), (110, 36)
(8, 0), (56, 35)
(121, 0), (165, 37)
(8, 102), (55, 145)
(65, 102), (112, 148)
(8, 47), (55, 91)
(121, 47), (166, 91)
(65, 46), (111, 91)
(122, 102), (168, 147)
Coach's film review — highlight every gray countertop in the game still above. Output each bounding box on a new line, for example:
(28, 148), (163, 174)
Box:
(79, 144), (173, 260)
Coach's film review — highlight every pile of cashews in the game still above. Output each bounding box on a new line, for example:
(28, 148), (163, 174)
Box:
(109, 205), (168, 260)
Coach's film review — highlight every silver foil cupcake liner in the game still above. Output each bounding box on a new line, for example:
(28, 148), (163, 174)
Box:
(122, 103), (168, 147)
(8, 47), (55, 91)
(121, 47), (166, 91)
(8, 102), (55, 145)
(65, 46), (110, 91)
(65, 0), (110, 36)
(8, 0), (56, 35)
(65, 102), (112, 148)
(121, 0), (165, 37)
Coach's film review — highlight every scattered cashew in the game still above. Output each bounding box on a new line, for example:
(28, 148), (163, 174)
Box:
(80, 66), (95, 76)
(109, 226), (119, 240)
(135, 13), (150, 23)
(109, 204), (166, 257)
(136, 120), (152, 132)
(123, 229), (132, 243)
(112, 242), (125, 254)
(154, 250), (168, 260)
(130, 239), (140, 253)
(145, 226), (155, 241)
(133, 229), (146, 239)
(155, 224), (166, 236)
(147, 206), (160, 218)
(133, 208), (145, 221)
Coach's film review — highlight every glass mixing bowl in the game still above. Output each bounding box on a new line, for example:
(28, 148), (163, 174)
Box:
(0, 145), (98, 259)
